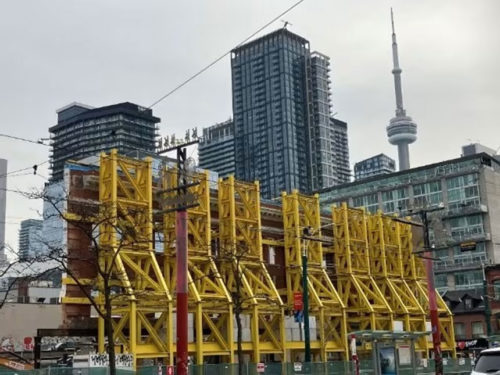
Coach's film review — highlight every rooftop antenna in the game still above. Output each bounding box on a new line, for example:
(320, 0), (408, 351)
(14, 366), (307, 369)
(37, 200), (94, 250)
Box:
(281, 20), (292, 29)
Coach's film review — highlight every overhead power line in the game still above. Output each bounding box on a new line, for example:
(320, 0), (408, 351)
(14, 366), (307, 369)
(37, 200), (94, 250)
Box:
(0, 133), (49, 146)
(148, 0), (306, 109)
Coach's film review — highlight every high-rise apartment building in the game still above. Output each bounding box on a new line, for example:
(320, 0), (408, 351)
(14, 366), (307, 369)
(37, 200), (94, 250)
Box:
(319, 152), (500, 295)
(198, 119), (235, 178)
(332, 118), (350, 184)
(0, 159), (6, 263)
(50, 102), (160, 181)
(18, 219), (43, 261)
(354, 153), (396, 181)
(231, 28), (349, 198)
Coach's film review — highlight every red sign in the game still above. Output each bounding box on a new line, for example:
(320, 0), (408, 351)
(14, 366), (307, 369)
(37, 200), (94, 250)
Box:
(257, 363), (265, 373)
(293, 292), (303, 311)
(23, 337), (34, 351)
(166, 365), (174, 375)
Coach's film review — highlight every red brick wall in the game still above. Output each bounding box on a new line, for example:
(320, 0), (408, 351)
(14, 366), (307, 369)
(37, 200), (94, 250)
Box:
(453, 313), (485, 340)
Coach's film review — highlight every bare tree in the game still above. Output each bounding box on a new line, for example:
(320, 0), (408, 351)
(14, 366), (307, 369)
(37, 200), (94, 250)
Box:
(25, 185), (151, 375)
(0, 246), (59, 309)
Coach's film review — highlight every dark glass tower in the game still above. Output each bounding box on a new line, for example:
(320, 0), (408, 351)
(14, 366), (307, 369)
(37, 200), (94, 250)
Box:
(50, 102), (160, 181)
(232, 29), (311, 198)
(231, 29), (350, 198)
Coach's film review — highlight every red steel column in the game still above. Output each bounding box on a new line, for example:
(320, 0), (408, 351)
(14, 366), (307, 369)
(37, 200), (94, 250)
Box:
(425, 252), (443, 375)
(176, 210), (188, 375)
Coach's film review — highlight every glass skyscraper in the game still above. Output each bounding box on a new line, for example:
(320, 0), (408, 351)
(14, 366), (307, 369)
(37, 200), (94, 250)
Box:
(50, 102), (160, 181)
(231, 29), (349, 199)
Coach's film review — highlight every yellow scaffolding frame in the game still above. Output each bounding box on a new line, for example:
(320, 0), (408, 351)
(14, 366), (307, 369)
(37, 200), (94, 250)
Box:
(162, 168), (234, 363)
(218, 176), (285, 361)
(61, 151), (456, 364)
(333, 204), (393, 332)
(399, 221), (457, 356)
(282, 191), (348, 360)
(367, 212), (428, 354)
(99, 150), (172, 367)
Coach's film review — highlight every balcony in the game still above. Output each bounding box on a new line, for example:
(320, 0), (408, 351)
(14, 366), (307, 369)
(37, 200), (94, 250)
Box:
(434, 232), (491, 249)
(444, 203), (488, 218)
(434, 253), (487, 273)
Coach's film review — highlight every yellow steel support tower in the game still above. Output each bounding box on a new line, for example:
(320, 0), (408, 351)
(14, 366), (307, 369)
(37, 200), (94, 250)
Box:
(332, 204), (393, 332)
(367, 212), (428, 354)
(162, 168), (234, 363)
(399, 221), (457, 357)
(218, 176), (285, 362)
(99, 150), (172, 367)
(282, 191), (348, 360)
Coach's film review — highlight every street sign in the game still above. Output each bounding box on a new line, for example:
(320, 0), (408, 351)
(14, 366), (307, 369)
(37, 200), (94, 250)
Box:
(293, 292), (303, 311)
(257, 362), (265, 373)
(460, 241), (477, 252)
(161, 192), (197, 208)
(293, 362), (302, 372)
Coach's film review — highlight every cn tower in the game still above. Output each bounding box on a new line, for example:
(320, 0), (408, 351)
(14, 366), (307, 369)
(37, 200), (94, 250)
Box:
(387, 9), (417, 171)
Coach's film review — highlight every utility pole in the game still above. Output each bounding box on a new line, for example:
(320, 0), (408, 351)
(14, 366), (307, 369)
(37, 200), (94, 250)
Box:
(419, 209), (443, 375)
(482, 263), (493, 342)
(301, 224), (334, 363)
(301, 229), (311, 362)
(158, 140), (199, 375)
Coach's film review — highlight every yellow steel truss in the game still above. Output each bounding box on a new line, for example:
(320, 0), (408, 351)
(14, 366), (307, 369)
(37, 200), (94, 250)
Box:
(366, 212), (428, 354)
(218, 176), (285, 361)
(333, 204), (393, 332)
(399, 221), (457, 356)
(98, 150), (172, 367)
(61, 151), (456, 364)
(162, 168), (234, 363)
(282, 191), (348, 360)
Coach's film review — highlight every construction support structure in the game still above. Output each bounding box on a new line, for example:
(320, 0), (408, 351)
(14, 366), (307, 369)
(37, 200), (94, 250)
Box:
(61, 151), (456, 367)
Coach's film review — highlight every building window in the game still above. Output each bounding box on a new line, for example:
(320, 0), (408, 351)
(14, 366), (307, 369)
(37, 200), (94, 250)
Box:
(449, 214), (484, 241)
(381, 188), (409, 214)
(268, 246), (276, 265)
(472, 321), (484, 338)
(464, 298), (473, 310)
(454, 322), (466, 339)
(352, 194), (379, 214)
(494, 280), (500, 301)
(413, 181), (443, 208)
(435, 273), (447, 287)
(455, 271), (483, 289)
(447, 173), (480, 210)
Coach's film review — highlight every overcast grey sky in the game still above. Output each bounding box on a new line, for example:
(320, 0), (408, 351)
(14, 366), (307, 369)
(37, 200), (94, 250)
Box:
(1, 0), (498, 254)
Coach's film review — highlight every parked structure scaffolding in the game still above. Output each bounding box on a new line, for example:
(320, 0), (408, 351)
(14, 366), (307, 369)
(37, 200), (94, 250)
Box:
(218, 176), (285, 361)
(60, 151), (456, 366)
(162, 169), (234, 363)
(398, 220), (457, 356)
(366, 211), (428, 354)
(98, 150), (172, 367)
(332, 204), (393, 333)
(282, 191), (348, 360)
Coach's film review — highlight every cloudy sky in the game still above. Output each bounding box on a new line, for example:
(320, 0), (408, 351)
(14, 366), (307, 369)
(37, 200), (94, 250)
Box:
(0, 0), (498, 254)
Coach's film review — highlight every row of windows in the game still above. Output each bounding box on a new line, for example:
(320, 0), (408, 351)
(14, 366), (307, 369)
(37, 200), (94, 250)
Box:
(351, 173), (480, 214)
